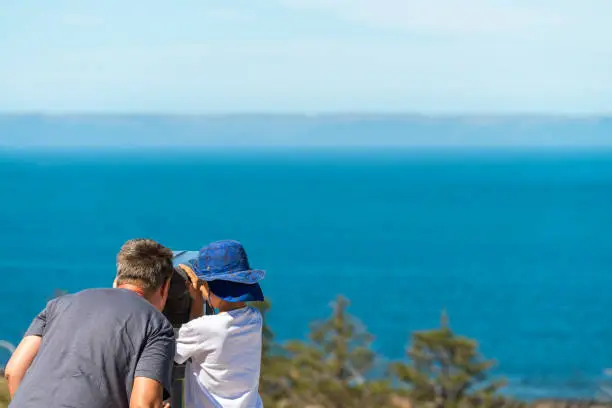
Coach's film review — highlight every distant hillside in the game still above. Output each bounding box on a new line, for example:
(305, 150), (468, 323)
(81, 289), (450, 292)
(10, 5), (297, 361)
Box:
(0, 114), (610, 148)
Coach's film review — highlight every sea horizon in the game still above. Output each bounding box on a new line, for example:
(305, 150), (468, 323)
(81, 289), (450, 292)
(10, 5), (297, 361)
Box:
(1, 114), (611, 149)
(1, 112), (611, 118)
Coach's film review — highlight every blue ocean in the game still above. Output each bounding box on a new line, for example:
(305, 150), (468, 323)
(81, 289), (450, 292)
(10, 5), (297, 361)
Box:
(1, 147), (611, 400)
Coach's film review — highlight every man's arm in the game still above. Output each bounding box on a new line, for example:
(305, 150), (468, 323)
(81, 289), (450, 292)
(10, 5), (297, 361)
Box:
(130, 377), (165, 408)
(4, 336), (42, 397)
(5, 301), (52, 398)
(132, 323), (175, 408)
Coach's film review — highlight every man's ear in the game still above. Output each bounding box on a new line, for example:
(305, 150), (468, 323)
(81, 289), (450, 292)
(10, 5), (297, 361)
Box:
(112, 278), (118, 288)
(160, 278), (171, 299)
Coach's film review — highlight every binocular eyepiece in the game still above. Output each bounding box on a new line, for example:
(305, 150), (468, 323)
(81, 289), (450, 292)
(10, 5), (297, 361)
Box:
(163, 250), (213, 328)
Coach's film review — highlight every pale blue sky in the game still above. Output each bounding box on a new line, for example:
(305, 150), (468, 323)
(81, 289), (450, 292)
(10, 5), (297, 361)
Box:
(1, 0), (611, 114)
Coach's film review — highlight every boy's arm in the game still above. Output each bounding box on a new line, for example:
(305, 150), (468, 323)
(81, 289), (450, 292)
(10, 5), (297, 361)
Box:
(188, 283), (212, 320)
(175, 323), (202, 364)
(179, 264), (207, 320)
(189, 295), (204, 320)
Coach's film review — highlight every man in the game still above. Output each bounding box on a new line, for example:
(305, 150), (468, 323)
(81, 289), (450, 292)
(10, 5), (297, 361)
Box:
(5, 238), (176, 408)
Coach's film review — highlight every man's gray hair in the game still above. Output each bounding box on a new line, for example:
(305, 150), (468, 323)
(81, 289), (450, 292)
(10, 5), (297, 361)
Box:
(116, 238), (174, 292)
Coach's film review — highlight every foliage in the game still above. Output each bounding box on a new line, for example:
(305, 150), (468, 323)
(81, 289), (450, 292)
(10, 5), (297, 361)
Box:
(0, 377), (9, 408)
(252, 299), (295, 406)
(309, 295), (375, 385)
(390, 310), (521, 408)
(255, 296), (522, 407)
(251, 300), (275, 359)
(52, 289), (68, 299)
(2, 290), (528, 408)
(259, 295), (399, 408)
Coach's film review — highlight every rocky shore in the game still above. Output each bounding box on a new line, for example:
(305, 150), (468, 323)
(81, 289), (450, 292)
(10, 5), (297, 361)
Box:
(532, 401), (612, 408)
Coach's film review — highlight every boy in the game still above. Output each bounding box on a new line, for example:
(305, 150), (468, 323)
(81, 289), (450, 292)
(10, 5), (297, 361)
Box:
(176, 240), (265, 408)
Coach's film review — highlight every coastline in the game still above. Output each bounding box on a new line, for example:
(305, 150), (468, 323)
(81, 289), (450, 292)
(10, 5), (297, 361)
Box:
(3, 377), (612, 408)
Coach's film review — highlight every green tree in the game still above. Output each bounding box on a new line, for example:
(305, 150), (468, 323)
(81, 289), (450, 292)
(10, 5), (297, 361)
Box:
(275, 295), (397, 408)
(252, 299), (296, 407)
(0, 377), (9, 408)
(391, 311), (515, 408)
(252, 300), (274, 359)
(309, 295), (375, 385)
(50, 289), (68, 301)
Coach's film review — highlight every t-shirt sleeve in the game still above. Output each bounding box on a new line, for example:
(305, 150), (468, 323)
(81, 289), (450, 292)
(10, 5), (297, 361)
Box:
(175, 317), (218, 365)
(174, 322), (201, 365)
(24, 299), (57, 337)
(134, 322), (176, 396)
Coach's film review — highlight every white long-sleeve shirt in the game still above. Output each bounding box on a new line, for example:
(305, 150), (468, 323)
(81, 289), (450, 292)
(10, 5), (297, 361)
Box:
(175, 306), (264, 408)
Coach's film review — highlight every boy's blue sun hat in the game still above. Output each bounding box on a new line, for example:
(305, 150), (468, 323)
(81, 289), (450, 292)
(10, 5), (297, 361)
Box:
(186, 240), (265, 302)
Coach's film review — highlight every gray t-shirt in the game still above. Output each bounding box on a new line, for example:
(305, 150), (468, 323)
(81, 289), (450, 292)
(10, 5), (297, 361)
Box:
(10, 288), (176, 408)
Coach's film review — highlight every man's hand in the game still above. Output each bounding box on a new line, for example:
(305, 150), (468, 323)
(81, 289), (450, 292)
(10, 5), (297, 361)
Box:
(4, 335), (42, 397)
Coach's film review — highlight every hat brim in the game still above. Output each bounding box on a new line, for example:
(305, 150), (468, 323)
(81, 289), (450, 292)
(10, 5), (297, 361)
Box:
(186, 259), (265, 284)
(208, 280), (264, 302)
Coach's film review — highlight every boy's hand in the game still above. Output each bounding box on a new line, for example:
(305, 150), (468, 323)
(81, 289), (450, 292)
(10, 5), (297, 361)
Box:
(200, 281), (210, 300)
(179, 264), (203, 301)
(179, 264), (209, 319)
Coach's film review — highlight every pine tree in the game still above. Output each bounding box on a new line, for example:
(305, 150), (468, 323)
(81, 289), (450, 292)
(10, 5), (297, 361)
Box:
(0, 378), (9, 408)
(309, 295), (375, 385)
(252, 299), (295, 407)
(391, 310), (511, 408)
(51, 289), (68, 299)
(252, 300), (274, 359)
(276, 295), (396, 408)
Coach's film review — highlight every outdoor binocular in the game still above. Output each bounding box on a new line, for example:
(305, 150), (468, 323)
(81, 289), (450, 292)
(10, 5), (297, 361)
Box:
(163, 250), (212, 328)
(164, 250), (213, 408)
